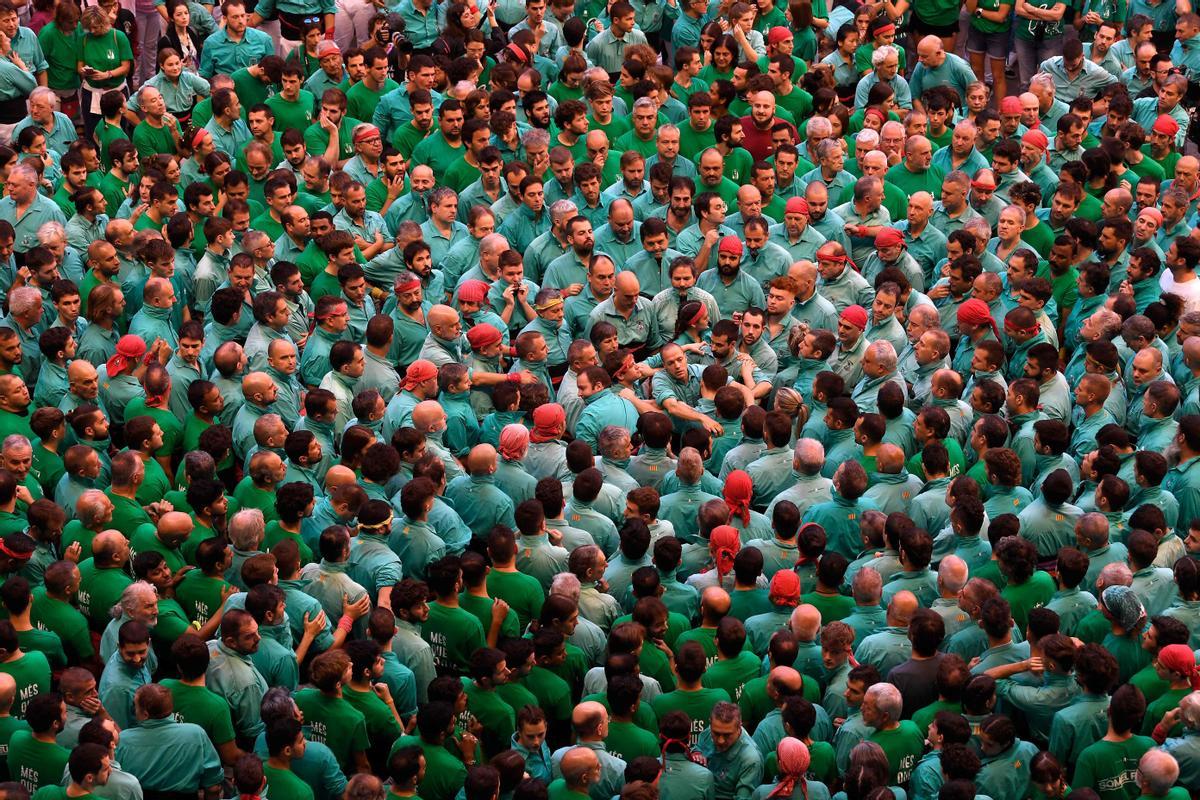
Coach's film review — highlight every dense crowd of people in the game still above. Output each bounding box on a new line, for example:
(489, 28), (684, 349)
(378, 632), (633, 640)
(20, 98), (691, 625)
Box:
(0, 0), (1198, 798)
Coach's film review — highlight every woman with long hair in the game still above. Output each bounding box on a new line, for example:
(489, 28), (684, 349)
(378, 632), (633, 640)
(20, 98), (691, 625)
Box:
(699, 33), (738, 84)
(157, 0), (201, 72)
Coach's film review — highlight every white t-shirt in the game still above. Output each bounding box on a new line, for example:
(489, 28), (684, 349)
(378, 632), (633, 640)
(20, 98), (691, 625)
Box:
(1160, 269), (1200, 314)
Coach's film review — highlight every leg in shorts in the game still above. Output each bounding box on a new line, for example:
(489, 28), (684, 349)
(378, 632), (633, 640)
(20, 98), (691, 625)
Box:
(966, 25), (1010, 100)
(911, 11), (961, 50)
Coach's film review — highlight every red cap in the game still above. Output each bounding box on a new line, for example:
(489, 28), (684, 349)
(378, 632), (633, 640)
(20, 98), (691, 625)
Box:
(785, 197), (810, 215)
(767, 26), (793, 45)
(457, 279), (490, 304)
(1154, 114), (1180, 136)
(875, 228), (904, 248)
(402, 360), (438, 390)
(841, 305), (868, 330)
(718, 236), (744, 256)
(769, 570), (802, 605)
(466, 323), (503, 350)
(1021, 129), (1049, 150)
(999, 96), (1022, 115)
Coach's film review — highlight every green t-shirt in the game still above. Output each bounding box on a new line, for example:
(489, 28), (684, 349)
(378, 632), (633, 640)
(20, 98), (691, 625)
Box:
(265, 91), (316, 135)
(0, 715), (29, 781)
(264, 763), (315, 800)
(347, 78), (399, 124)
(701, 651), (760, 702)
(174, 570), (232, 625)
(14, 629), (64, 670)
(913, 0), (959, 24)
(800, 591), (856, 623)
(971, 0), (1012, 33)
(458, 593), (519, 641)
(7, 729), (68, 790)
(263, 524), (314, 566)
(38, 22), (81, 91)
(76, 560), (132, 631)
(521, 666), (573, 723)
(605, 720), (659, 761)
(293, 688), (369, 772)
(29, 588), (93, 661)
(484, 570), (544, 630)
(869, 721), (925, 786)
(94, 121), (128, 169)
(1071, 735), (1155, 800)
(342, 685), (403, 754)
(423, 601), (485, 674)
(231, 67), (275, 111)
(160, 678), (237, 746)
(651, 688), (731, 742)
(1015, 0), (1065, 40)
(79, 29), (133, 89)
(0, 652), (50, 716)
(232, 477), (279, 523)
(106, 492), (152, 535)
(131, 119), (180, 160)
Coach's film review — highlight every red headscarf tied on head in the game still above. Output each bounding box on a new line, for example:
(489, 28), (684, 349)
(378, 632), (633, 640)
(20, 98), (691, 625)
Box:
(708, 525), (741, 583)
(769, 738), (811, 799)
(531, 403), (566, 443)
(498, 423), (529, 462)
(956, 299), (1001, 344)
(724, 470), (753, 527)
(105, 335), (147, 376)
(1158, 644), (1200, 690)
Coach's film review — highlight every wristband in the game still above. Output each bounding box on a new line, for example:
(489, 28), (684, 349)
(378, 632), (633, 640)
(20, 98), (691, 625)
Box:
(507, 372), (521, 384)
(338, 615), (353, 632)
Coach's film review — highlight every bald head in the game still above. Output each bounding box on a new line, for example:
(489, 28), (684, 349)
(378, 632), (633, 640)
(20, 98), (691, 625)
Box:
(700, 586), (731, 619)
(411, 400), (445, 432)
(466, 444), (498, 475)
(0, 672), (14, 713)
(1138, 749), (1180, 796)
(790, 604), (821, 639)
(324, 465), (357, 491)
(157, 511), (194, 539)
(887, 590), (919, 625)
(875, 444), (904, 474)
(1103, 188), (1133, 216)
(737, 185), (762, 205)
(241, 371), (273, 402)
(67, 360), (97, 382)
(768, 666), (802, 696)
(615, 271), (640, 295)
(428, 304), (458, 327)
(788, 261), (817, 285)
(571, 701), (607, 736)
(560, 746), (600, 789)
(92, 530), (129, 566)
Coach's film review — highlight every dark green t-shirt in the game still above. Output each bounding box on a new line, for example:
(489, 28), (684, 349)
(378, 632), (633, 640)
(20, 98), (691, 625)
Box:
(294, 689), (369, 772)
(160, 679), (237, 746)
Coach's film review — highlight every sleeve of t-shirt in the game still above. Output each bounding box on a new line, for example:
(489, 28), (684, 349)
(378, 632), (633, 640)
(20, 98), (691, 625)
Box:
(198, 736), (224, 788)
(211, 700), (237, 745)
(64, 616), (94, 659)
(350, 716), (370, 755)
(116, 31), (132, 61)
